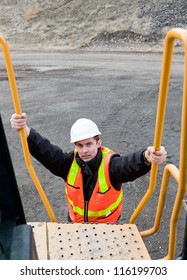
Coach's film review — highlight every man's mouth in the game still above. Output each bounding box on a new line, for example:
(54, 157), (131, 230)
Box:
(82, 155), (91, 161)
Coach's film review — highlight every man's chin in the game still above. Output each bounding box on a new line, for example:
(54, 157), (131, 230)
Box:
(81, 156), (92, 162)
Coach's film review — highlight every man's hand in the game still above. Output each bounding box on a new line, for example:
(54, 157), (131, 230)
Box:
(145, 146), (167, 165)
(10, 113), (30, 136)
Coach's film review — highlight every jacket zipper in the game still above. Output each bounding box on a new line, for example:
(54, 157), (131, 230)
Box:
(84, 201), (88, 222)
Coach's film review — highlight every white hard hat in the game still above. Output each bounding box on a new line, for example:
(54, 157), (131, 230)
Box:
(70, 118), (101, 143)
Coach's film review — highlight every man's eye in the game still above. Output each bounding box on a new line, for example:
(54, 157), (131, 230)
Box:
(77, 144), (82, 148)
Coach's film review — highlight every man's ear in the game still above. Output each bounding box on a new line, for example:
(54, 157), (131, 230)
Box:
(97, 138), (102, 147)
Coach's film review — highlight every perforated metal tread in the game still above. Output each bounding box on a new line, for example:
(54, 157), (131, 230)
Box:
(29, 222), (151, 260)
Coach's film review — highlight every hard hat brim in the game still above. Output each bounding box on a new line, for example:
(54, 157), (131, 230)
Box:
(71, 132), (101, 143)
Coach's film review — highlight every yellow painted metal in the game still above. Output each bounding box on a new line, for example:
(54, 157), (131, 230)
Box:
(140, 164), (179, 241)
(130, 28), (187, 259)
(0, 36), (56, 222)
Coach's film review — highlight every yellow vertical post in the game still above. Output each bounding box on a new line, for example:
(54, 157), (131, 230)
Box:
(166, 29), (187, 259)
(130, 28), (187, 229)
(130, 31), (174, 223)
(0, 36), (56, 222)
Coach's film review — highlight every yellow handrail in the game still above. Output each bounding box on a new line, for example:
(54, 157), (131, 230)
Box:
(0, 36), (56, 222)
(130, 28), (187, 259)
(140, 164), (179, 237)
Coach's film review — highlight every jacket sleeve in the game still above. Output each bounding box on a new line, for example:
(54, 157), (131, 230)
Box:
(109, 148), (151, 186)
(27, 128), (73, 180)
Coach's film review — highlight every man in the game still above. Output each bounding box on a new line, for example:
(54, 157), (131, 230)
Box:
(10, 113), (167, 223)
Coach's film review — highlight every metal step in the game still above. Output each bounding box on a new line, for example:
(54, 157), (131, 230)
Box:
(29, 222), (151, 260)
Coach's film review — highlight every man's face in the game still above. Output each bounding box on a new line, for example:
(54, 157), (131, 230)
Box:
(75, 137), (102, 162)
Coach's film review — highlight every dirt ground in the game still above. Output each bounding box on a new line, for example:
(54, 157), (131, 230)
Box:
(0, 48), (186, 260)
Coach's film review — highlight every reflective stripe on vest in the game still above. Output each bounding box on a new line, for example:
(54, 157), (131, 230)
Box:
(66, 189), (123, 218)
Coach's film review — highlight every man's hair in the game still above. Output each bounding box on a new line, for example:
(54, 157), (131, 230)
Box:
(94, 135), (100, 141)
(74, 135), (101, 145)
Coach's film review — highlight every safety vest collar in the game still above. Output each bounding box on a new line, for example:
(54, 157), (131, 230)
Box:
(67, 146), (113, 192)
(67, 156), (79, 186)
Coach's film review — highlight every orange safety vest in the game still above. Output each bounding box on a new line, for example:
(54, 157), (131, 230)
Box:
(65, 146), (123, 223)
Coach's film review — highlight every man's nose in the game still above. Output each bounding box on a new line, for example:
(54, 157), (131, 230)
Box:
(82, 145), (88, 153)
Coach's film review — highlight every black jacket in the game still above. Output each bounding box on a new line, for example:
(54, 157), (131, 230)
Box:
(28, 128), (151, 202)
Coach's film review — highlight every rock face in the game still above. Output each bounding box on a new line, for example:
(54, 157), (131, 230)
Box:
(0, 0), (187, 50)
